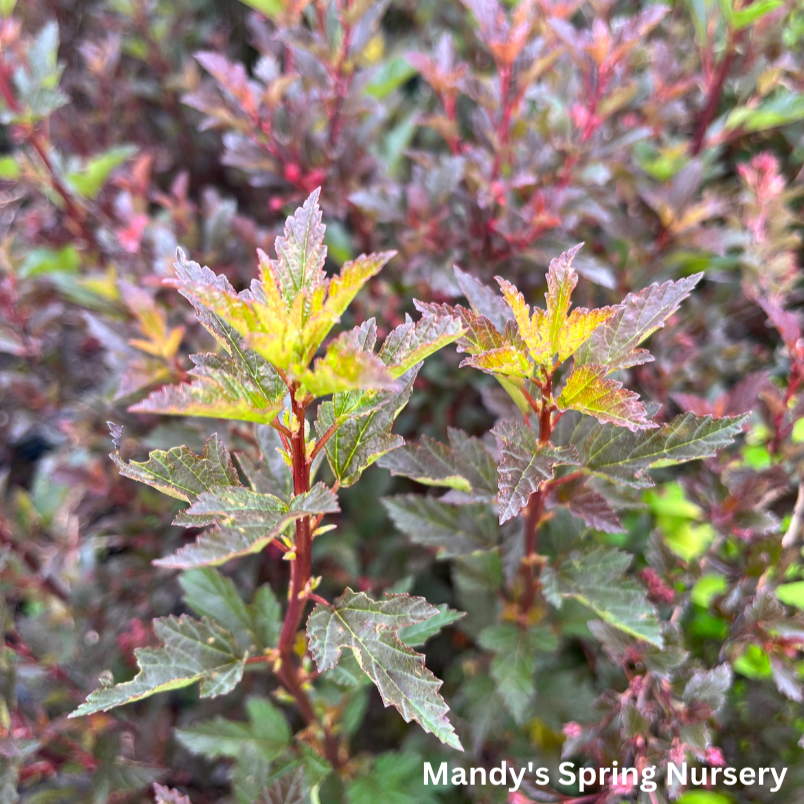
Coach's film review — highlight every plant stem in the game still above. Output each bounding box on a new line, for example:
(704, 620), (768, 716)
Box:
(690, 37), (735, 156)
(310, 419), (339, 461)
(520, 383), (556, 614)
(274, 388), (343, 768)
(520, 489), (546, 615)
(492, 63), (512, 179)
(28, 131), (105, 263)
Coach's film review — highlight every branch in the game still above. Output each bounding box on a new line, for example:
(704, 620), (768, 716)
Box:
(690, 41), (735, 155)
(309, 419), (339, 461)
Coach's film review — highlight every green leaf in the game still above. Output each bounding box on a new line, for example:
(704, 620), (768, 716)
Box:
(0, 155), (19, 179)
(180, 568), (280, 652)
(234, 0), (284, 19)
(378, 428), (497, 502)
(461, 344), (531, 379)
(542, 548), (662, 645)
(307, 589), (463, 750)
(398, 604), (465, 646)
(176, 697), (291, 761)
(70, 616), (246, 716)
(315, 367), (417, 487)
(346, 752), (442, 804)
(677, 793), (732, 804)
(171, 250), (286, 400)
(574, 274), (702, 371)
(11, 21), (68, 121)
(775, 582), (804, 609)
(252, 585), (283, 649)
(478, 623), (557, 721)
(131, 353), (284, 424)
(110, 434), (239, 503)
(90, 743), (161, 804)
(556, 364), (655, 431)
(295, 330), (397, 397)
(157, 483), (339, 568)
(731, 0), (782, 28)
(303, 251), (395, 357)
(67, 145), (136, 199)
(180, 567), (252, 642)
(725, 91), (804, 134)
(382, 496), (499, 557)
(365, 56), (417, 98)
(239, 425), (294, 501)
(569, 412), (747, 488)
(18, 245), (80, 278)
(261, 767), (310, 804)
(541, 246), (618, 363)
(271, 187), (327, 304)
(491, 419), (579, 523)
(495, 246), (616, 368)
(378, 314), (464, 378)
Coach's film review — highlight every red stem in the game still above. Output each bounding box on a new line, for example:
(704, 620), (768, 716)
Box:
(327, 0), (353, 149)
(273, 389), (343, 768)
(28, 132), (105, 262)
(520, 377), (556, 615)
(690, 42), (735, 155)
(492, 63), (513, 179)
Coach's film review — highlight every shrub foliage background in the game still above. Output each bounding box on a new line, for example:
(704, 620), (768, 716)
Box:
(0, 0), (803, 802)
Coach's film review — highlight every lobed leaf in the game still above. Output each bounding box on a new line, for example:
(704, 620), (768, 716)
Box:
(454, 265), (513, 333)
(110, 434), (239, 503)
(494, 246), (615, 369)
(382, 496), (499, 557)
(496, 276), (547, 363)
(414, 299), (507, 355)
(270, 187), (327, 304)
(546, 476), (625, 533)
(307, 589), (462, 750)
(492, 419), (579, 523)
(574, 274), (702, 371)
(398, 604), (465, 647)
(478, 623), (557, 721)
(542, 547), (662, 645)
(377, 428), (497, 501)
(315, 367), (417, 487)
(132, 353), (284, 424)
(295, 332), (397, 398)
(570, 411), (748, 487)
(304, 250), (396, 357)
(683, 666), (732, 714)
(180, 567), (282, 652)
(378, 313), (464, 378)
(71, 616), (246, 716)
(556, 364), (655, 430)
(170, 197), (395, 376)
(157, 484), (339, 568)
(176, 697), (291, 761)
(460, 344), (531, 379)
(171, 251), (286, 399)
